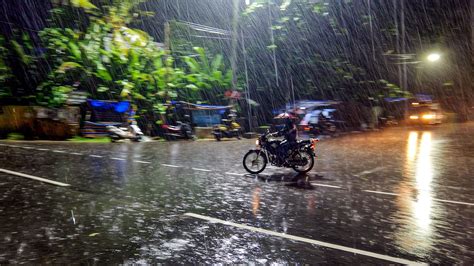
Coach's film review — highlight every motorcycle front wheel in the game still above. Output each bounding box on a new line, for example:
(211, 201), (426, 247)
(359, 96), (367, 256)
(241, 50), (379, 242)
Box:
(243, 150), (267, 174)
(292, 150), (315, 173)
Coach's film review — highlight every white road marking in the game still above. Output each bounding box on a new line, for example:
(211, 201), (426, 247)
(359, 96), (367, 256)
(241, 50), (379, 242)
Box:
(433, 198), (474, 206)
(363, 190), (398, 196)
(135, 160), (151, 164)
(354, 167), (385, 177)
(37, 148), (49, 151)
(225, 172), (246, 176)
(89, 155), (103, 158)
(310, 183), (341, 189)
(184, 212), (426, 265)
(266, 166), (279, 169)
(53, 150), (66, 153)
(22, 146), (33, 149)
(161, 164), (181, 168)
(0, 168), (70, 187)
(70, 152), (83, 156)
(111, 157), (126, 161)
(192, 167), (212, 172)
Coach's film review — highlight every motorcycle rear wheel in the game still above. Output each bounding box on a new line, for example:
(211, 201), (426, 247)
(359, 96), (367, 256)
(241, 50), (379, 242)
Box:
(291, 150), (314, 173)
(243, 150), (267, 174)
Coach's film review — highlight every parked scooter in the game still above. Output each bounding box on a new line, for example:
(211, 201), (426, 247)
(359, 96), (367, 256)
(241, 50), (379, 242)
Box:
(106, 122), (144, 142)
(212, 115), (242, 141)
(378, 115), (398, 127)
(162, 121), (196, 140)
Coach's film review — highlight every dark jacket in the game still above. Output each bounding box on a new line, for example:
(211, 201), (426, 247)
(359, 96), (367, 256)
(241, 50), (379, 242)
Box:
(278, 119), (297, 142)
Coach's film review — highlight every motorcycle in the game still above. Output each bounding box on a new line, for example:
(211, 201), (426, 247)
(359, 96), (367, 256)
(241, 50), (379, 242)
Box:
(106, 122), (144, 142)
(162, 121), (197, 140)
(243, 130), (318, 174)
(378, 115), (398, 127)
(212, 119), (242, 141)
(312, 115), (337, 136)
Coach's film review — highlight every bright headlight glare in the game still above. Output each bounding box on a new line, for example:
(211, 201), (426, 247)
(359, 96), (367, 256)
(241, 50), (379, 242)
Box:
(422, 114), (434, 120)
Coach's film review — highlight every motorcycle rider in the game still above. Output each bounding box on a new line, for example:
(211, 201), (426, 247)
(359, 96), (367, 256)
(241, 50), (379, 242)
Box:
(274, 113), (298, 165)
(317, 111), (334, 134)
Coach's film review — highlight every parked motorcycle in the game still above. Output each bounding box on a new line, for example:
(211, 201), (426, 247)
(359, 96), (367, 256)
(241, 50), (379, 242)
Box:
(162, 121), (196, 140)
(106, 122), (144, 142)
(378, 115), (398, 127)
(313, 120), (337, 135)
(212, 119), (242, 141)
(243, 130), (318, 174)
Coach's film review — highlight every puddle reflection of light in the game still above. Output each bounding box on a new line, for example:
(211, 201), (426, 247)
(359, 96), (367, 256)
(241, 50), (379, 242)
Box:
(170, 143), (180, 163)
(396, 131), (436, 252)
(407, 131), (418, 161)
(413, 132), (433, 231)
(252, 187), (261, 216)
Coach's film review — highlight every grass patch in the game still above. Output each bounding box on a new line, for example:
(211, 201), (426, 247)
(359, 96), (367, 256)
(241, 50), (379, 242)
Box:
(7, 133), (25, 140)
(67, 136), (110, 143)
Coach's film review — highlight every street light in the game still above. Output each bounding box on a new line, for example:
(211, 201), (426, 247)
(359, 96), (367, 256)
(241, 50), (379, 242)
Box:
(427, 53), (440, 62)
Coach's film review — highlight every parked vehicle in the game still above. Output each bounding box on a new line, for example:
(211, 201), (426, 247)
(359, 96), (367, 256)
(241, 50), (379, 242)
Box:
(106, 122), (144, 142)
(162, 121), (196, 140)
(378, 115), (399, 127)
(407, 102), (444, 125)
(212, 118), (242, 141)
(299, 109), (339, 136)
(243, 130), (318, 174)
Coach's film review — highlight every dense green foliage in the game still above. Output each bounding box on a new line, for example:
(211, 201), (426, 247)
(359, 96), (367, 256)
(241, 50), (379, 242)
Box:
(0, 0), (232, 126)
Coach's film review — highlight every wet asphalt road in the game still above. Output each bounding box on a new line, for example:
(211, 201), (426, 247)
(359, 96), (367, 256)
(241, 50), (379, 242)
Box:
(0, 123), (473, 264)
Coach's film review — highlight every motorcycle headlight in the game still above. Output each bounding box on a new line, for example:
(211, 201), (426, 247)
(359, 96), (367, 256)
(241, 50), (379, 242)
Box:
(256, 139), (260, 146)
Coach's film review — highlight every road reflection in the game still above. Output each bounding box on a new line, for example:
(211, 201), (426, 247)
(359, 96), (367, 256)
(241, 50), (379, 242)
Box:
(395, 131), (441, 254)
(252, 187), (261, 216)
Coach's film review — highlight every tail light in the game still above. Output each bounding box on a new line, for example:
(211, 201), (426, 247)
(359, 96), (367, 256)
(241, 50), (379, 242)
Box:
(304, 126), (310, 131)
(310, 138), (319, 150)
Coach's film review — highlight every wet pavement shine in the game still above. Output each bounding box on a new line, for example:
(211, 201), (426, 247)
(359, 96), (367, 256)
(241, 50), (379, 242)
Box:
(0, 123), (473, 264)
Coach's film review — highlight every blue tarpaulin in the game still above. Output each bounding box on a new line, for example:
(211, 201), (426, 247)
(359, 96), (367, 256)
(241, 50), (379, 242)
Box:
(414, 94), (433, 102)
(88, 100), (130, 113)
(384, 97), (407, 103)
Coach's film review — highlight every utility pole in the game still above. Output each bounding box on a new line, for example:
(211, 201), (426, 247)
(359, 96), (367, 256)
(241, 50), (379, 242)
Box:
(400, 0), (408, 117)
(368, 0), (375, 62)
(268, 0), (278, 112)
(241, 29), (252, 131)
(291, 76), (295, 110)
(230, 0), (240, 91)
(393, 0), (402, 91)
(164, 21), (171, 51)
(401, 0), (407, 92)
